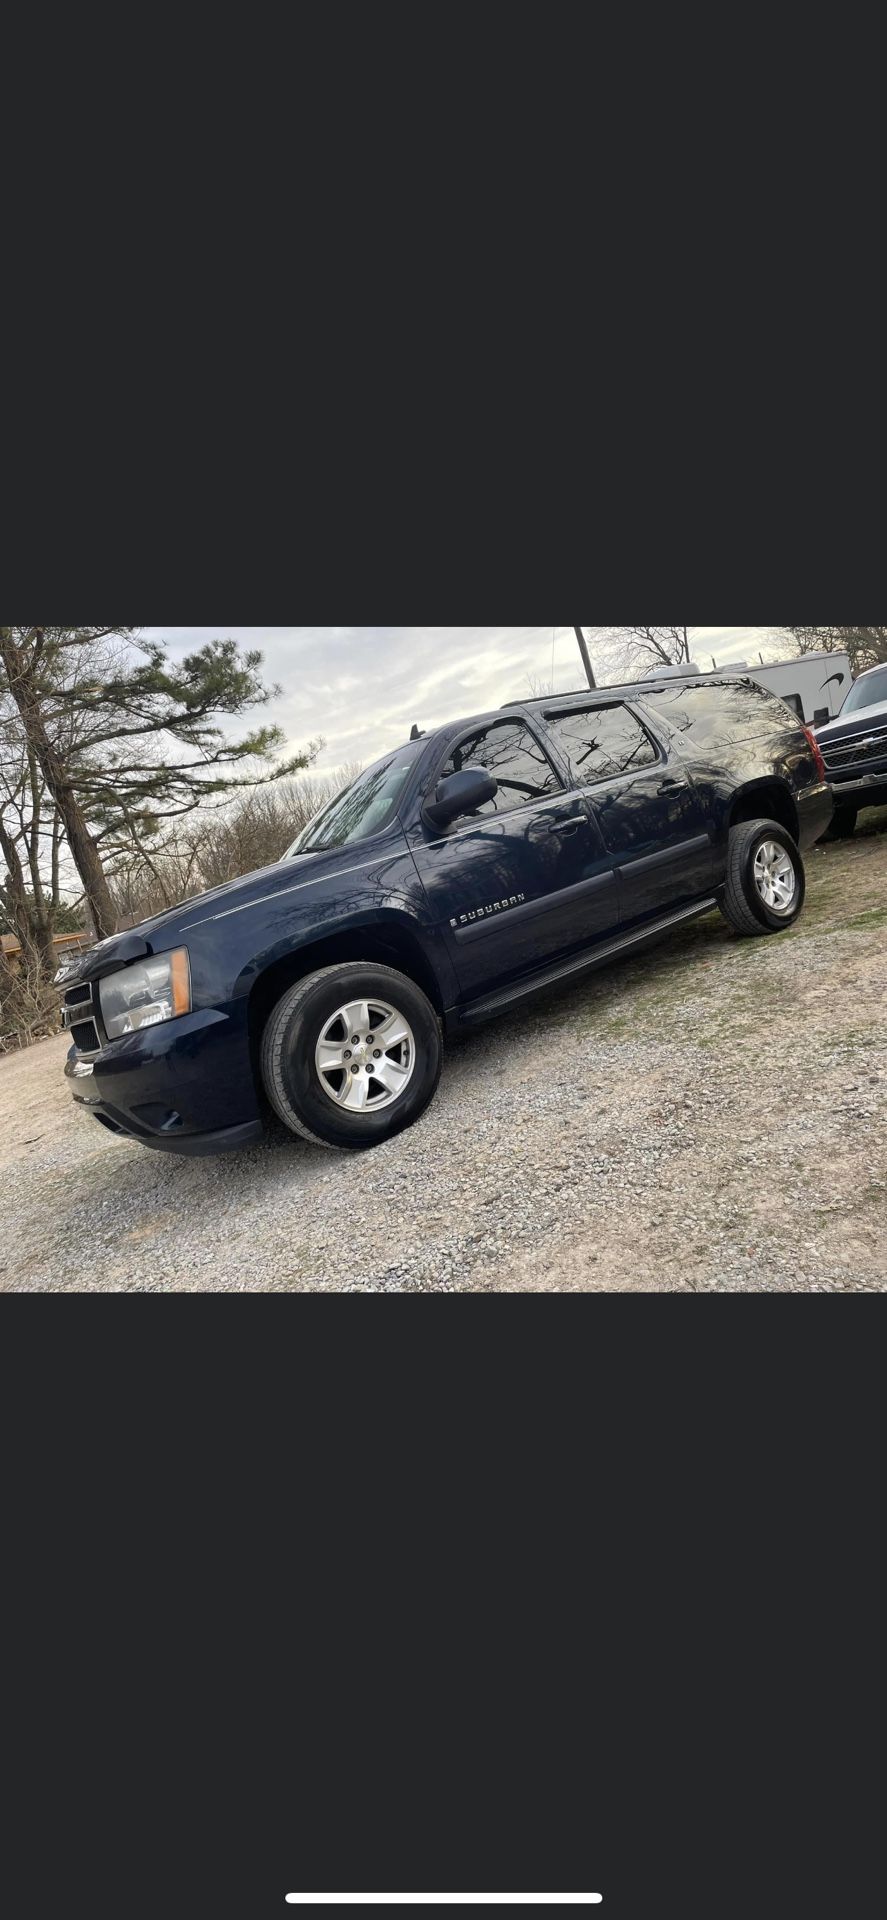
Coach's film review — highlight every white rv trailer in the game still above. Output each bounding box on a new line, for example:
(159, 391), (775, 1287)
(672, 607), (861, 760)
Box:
(737, 652), (852, 724)
(642, 652), (852, 725)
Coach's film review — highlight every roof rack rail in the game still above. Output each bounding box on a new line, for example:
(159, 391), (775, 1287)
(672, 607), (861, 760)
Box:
(504, 670), (754, 712)
(504, 688), (590, 708)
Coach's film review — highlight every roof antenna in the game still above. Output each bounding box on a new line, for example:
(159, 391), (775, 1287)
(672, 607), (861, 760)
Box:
(410, 723), (425, 741)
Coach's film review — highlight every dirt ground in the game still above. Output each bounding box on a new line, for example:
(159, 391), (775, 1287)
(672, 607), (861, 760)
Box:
(2, 811), (885, 1292)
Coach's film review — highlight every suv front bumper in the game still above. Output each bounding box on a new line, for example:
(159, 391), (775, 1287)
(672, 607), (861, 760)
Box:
(828, 768), (887, 804)
(65, 1007), (264, 1154)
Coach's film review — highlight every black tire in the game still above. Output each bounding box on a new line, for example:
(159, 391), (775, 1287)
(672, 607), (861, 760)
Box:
(824, 805), (858, 841)
(260, 962), (443, 1150)
(718, 818), (806, 938)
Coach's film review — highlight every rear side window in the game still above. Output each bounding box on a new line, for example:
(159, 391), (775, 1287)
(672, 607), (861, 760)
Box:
(545, 704), (658, 784)
(641, 681), (796, 749)
(440, 721), (562, 817)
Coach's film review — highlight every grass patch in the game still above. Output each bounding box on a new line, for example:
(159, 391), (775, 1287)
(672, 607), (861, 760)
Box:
(843, 905), (887, 932)
(856, 805), (887, 839)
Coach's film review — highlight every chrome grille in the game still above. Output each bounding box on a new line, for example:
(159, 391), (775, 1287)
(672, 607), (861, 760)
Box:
(63, 983), (103, 1058)
(822, 727), (887, 773)
(70, 1018), (101, 1054)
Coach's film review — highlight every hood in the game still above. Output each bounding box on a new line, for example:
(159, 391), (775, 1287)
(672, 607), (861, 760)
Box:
(138, 843), (360, 938)
(135, 856), (298, 938)
(816, 696), (887, 745)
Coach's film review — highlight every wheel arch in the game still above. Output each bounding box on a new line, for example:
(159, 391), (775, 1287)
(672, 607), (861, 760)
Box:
(727, 779), (800, 843)
(245, 916), (447, 1083)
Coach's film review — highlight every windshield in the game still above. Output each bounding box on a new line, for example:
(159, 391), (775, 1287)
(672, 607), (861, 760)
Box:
(842, 668), (887, 715)
(285, 742), (423, 857)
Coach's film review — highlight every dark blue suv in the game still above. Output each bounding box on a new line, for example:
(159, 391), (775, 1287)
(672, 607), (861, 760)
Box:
(58, 676), (832, 1153)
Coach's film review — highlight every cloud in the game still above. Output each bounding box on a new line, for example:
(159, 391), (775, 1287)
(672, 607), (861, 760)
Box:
(141, 626), (787, 773)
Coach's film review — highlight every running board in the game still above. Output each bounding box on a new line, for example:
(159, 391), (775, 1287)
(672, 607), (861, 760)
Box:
(457, 897), (719, 1025)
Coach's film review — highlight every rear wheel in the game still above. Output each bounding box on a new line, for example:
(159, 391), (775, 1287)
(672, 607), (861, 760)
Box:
(261, 963), (443, 1149)
(824, 804), (858, 841)
(719, 819), (806, 937)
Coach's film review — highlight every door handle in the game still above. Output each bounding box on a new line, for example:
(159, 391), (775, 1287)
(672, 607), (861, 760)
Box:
(659, 778), (686, 793)
(547, 814), (586, 834)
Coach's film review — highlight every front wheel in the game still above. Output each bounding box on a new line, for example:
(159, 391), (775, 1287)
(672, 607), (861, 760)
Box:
(718, 819), (806, 937)
(260, 962), (443, 1149)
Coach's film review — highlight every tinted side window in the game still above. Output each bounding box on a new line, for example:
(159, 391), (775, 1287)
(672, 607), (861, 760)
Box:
(642, 682), (787, 748)
(545, 704), (658, 783)
(440, 722), (561, 816)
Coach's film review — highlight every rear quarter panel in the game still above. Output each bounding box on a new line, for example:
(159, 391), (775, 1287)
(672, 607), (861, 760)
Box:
(637, 683), (827, 863)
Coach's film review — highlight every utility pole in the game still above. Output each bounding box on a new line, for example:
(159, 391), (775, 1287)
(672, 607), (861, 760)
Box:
(573, 626), (597, 689)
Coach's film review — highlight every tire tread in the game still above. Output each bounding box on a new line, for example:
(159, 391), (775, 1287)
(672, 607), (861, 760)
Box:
(719, 818), (803, 939)
(260, 963), (442, 1150)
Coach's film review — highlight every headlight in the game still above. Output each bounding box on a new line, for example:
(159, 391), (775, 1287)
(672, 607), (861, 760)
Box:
(99, 949), (192, 1039)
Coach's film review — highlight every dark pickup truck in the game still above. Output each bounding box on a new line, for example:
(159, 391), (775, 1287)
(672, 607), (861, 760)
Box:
(815, 663), (887, 837)
(58, 676), (832, 1153)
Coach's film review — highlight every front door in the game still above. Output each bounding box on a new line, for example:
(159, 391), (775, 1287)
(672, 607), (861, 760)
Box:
(408, 717), (619, 999)
(542, 702), (714, 927)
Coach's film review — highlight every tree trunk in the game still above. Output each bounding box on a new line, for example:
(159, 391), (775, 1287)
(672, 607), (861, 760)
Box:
(0, 816), (44, 976)
(35, 918), (59, 977)
(0, 629), (118, 939)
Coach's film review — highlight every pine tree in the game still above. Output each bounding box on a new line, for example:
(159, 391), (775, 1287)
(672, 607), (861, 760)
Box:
(0, 627), (316, 941)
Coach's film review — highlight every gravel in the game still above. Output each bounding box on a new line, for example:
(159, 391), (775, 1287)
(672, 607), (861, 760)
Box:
(3, 815), (886, 1293)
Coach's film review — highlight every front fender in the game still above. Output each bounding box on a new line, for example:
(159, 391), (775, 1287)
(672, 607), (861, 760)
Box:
(241, 905), (461, 1009)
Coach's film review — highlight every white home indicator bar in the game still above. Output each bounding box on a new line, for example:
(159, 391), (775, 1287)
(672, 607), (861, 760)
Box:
(285, 1899), (603, 1907)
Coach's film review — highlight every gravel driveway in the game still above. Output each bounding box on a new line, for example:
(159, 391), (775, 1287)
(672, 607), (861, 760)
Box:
(3, 815), (886, 1292)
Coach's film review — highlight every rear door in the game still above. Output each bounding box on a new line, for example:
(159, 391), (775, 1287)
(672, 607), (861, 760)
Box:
(407, 716), (619, 999)
(543, 701), (714, 926)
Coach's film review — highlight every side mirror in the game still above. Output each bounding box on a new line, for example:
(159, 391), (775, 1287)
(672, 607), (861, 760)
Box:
(424, 768), (498, 829)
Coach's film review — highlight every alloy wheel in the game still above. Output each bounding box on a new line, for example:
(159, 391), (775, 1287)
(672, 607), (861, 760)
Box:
(753, 840), (797, 914)
(315, 999), (417, 1112)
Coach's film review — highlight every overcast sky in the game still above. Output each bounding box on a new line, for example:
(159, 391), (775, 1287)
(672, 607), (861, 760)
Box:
(143, 626), (785, 775)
